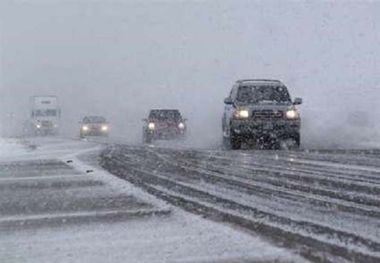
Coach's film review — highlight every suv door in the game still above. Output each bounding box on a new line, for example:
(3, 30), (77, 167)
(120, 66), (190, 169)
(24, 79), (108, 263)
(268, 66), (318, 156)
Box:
(223, 85), (238, 137)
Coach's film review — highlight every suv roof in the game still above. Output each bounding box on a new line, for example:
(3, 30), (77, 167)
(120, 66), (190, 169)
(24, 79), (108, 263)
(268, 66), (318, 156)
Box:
(236, 79), (283, 85)
(83, 116), (107, 123)
(150, 109), (180, 112)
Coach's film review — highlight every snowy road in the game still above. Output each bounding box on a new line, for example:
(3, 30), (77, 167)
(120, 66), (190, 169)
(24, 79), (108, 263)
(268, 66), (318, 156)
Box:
(101, 144), (380, 263)
(0, 138), (305, 263)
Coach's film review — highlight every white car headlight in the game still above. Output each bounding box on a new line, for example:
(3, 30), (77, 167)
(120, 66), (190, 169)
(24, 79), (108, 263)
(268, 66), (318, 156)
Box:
(36, 124), (41, 129)
(178, 122), (185, 129)
(234, 110), (249, 119)
(286, 109), (300, 119)
(148, 122), (155, 130)
(82, 125), (89, 131)
(101, 125), (108, 131)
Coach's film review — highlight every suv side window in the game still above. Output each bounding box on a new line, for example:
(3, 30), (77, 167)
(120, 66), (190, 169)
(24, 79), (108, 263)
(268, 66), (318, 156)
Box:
(230, 85), (238, 101)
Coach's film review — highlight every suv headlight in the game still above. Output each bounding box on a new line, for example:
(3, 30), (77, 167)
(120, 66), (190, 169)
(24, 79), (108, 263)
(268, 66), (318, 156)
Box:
(101, 125), (108, 131)
(148, 122), (155, 130)
(82, 125), (89, 131)
(286, 109), (300, 119)
(234, 110), (249, 119)
(178, 123), (185, 129)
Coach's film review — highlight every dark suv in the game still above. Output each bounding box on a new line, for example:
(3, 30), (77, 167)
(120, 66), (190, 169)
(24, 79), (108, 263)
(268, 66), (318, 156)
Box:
(80, 116), (109, 138)
(143, 109), (187, 143)
(222, 79), (302, 149)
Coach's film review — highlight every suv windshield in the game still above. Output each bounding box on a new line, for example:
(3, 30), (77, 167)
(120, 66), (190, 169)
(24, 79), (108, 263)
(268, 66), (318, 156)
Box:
(83, 116), (106, 123)
(149, 110), (181, 121)
(236, 86), (291, 104)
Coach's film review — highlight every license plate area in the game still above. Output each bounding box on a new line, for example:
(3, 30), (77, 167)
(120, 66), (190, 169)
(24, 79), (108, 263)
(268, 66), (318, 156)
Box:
(262, 123), (274, 130)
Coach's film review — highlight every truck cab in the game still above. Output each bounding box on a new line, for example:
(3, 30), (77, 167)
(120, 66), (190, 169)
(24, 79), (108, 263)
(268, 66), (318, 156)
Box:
(27, 96), (60, 136)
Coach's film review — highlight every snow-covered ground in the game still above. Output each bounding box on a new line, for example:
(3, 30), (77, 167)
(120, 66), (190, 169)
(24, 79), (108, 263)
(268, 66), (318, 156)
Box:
(0, 138), (28, 159)
(101, 142), (380, 263)
(0, 137), (306, 263)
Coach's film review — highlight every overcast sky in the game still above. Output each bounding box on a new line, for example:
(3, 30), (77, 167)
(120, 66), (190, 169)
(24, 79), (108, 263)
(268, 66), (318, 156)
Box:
(1, 0), (379, 147)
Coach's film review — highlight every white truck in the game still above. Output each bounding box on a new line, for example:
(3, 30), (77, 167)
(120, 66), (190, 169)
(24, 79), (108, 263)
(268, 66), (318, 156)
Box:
(24, 96), (61, 136)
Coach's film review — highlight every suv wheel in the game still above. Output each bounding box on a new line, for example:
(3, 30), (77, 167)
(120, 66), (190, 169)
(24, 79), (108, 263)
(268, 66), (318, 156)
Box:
(143, 133), (153, 144)
(230, 132), (241, 150)
(281, 134), (300, 150)
(222, 136), (231, 150)
(293, 133), (301, 149)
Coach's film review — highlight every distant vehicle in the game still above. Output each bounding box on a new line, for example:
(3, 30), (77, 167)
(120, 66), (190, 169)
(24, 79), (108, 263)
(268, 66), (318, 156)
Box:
(222, 79), (302, 149)
(24, 96), (60, 136)
(80, 116), (109, 138)
(142, 109), (187, 143)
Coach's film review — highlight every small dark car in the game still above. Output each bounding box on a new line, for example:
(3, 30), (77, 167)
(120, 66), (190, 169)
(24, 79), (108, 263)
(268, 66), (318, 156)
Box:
(222, 79), (302, 149)
(143, 109), (187, 143)
(80, 116), (109, 138)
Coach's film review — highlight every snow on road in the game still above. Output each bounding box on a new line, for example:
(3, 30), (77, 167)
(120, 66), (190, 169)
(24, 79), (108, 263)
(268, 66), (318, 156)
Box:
(0, 137), (305, 263)
(0, 138), (27, 159)
(101, 144), (380, 263)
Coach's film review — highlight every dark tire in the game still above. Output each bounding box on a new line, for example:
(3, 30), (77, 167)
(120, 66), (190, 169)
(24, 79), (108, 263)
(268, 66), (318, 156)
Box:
(143, 133), (153, 144)
(293, 133), (301, 149)
(178, 133), (186, 141)
(270, 139), (281, 150)
(230, 133), (241, 150)
(222, 136), (231, 150)
(281, 133), (300, 150)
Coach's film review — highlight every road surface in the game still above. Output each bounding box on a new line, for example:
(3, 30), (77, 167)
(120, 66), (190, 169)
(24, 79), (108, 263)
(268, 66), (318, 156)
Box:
(0, 137), (305, 263)
(101, 143), (380, 263)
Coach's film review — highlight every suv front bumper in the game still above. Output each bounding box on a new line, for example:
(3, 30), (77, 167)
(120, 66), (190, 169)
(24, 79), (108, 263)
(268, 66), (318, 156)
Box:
(146, 128), (186, 140)
(230, 119), (300, 138)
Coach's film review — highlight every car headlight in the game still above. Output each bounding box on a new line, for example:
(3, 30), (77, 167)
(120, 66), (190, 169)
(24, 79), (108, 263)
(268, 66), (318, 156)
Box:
(178, 122), (185, 129)
(234, 110), (249, 119)
(148, 122), (155, 130)
(36, 124), (41, 129)
(286, 109), (300, 119)
(101, 125), (108, 131)
(82, 125), (89, 131)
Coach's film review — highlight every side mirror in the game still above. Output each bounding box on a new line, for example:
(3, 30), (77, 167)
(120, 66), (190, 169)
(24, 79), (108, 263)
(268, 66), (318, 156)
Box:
(224, 97), (233, 105)
(183, 118), (188, 122)
(142, 118), (148, 122)
(293, 97), (302, 105)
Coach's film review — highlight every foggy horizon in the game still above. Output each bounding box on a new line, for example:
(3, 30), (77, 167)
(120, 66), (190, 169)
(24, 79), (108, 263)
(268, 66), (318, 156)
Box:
(1, 0), (379, 148)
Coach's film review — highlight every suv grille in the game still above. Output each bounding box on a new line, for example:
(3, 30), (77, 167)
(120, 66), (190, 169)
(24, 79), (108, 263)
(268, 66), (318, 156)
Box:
(251, 110), (283, 120)
(41, 121), (53, 127)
